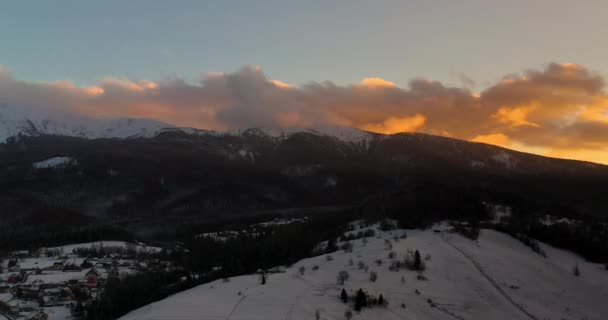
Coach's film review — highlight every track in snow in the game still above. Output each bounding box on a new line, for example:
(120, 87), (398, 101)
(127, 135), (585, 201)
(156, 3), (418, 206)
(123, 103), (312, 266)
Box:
(226, 294), (248, 320)
(441, 235), (540, 320)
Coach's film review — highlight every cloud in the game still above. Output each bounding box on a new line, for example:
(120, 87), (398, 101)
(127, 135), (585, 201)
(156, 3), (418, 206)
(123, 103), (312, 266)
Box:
(359, 77), (396, 88)
(471, 133), (512, 147)
(492, 105), (540, 128)
(1, 63), (608, 164)
(361, 114), (426, 134)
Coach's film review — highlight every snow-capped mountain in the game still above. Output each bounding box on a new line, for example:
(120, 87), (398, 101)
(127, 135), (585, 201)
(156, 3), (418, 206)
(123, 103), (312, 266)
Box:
(0, 104), (172, 143)
(2, 107), (608, 238)
(0, 103), (379, 146)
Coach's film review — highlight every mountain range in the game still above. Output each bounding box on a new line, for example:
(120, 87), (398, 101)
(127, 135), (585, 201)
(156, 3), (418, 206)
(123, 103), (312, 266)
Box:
(0, 107), (607, 248)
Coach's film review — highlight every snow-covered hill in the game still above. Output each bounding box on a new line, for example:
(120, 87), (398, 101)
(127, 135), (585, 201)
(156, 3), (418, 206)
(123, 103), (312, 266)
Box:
(120, 224), (608, 320)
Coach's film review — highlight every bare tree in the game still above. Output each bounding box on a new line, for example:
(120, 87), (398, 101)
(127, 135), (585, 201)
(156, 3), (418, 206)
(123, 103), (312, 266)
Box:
(369, 271), (378, 282)
(337, 270), (350, 285)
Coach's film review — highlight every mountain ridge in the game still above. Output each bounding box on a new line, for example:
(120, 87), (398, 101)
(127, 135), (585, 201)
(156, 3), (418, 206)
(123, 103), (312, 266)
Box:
(1, 104), (606, 169)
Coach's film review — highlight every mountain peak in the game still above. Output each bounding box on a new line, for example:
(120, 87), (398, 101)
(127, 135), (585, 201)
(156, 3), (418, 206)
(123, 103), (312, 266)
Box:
(0, 104), (173, 143)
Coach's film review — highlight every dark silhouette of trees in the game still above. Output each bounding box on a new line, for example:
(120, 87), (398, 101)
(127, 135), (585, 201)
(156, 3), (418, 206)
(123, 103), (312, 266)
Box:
(414, 250), (422, 270)
(354, 289), (367, 311)
(340, 288), (348, 303)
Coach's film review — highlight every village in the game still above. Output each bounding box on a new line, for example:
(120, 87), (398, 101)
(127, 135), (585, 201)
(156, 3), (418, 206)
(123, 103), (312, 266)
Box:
(0, 241), (176, 320)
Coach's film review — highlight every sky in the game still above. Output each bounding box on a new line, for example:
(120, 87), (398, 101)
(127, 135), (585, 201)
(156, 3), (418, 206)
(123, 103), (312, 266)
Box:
(1, 0), (608, 164)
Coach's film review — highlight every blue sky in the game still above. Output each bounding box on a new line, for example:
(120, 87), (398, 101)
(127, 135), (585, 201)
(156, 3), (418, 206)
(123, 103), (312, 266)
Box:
(1, 0), (607, 87)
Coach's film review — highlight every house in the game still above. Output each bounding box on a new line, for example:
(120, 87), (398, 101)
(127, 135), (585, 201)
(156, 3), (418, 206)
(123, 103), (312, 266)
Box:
(60, 287), (74, 302)
(89, 288), (99, 299)
(50, 262), (64, 271)
(8, 274), (20, 284)
(17, 285), (42, 301)
(80, 259), (94, 269)
(62, 263), (81, 272)
(85, 268), (100, 288)
(30, 310), (49, 320)
(41, 294), (59, 307)
(86, 268), (100, 277)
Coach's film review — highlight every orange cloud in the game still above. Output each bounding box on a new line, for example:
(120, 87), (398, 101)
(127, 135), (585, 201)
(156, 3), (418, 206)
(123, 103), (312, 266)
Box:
(361, 114), (426, 134)
(544, 147), (608, 165)
(493, 105), (540, 128)
(359, 77), (396, 88)
(2, 63), (608, 164)
(270, 80), (292, 88)
(99, 78), (159, 91)
(471, 133), (512, 147)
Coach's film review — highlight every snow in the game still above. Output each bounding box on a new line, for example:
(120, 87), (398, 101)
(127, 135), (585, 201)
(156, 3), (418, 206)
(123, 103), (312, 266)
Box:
(46, 241), (161, 254)
(0, 103), (378, 146)
(33, 156), (75, 169)
(487, 204), (512, 224)
(254, 218), (307, 228)
(195, 231), (240, 242)
(42, 306), (73, 320)
(171, 126), (376, 145)
(10, 257), (78, 270)
(25, 269), (92, 285)
(492, 151), (517, 169)
(0, 292), (12, 302)
(234, 126), (374, 144)
(0, 104), (172, 143)
(120, 225), (608, 320)
(469, 160), (485, 168)
(539, 215), (577, 226)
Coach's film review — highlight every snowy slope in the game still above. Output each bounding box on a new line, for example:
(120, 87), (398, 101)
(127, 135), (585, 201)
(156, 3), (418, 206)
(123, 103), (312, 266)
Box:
(32, 156), (76, 169)
(231, 126), (374, 144)
(120, 225), (608, 320)
(161, 125), (376, 146)
(0, 104), (172, 143)
(0, 103), (376, 145)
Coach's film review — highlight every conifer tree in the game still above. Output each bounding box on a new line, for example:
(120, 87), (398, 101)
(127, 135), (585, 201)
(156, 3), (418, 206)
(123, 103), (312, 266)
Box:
(414, 250), (422, 270)
(355, 289), (367, 311)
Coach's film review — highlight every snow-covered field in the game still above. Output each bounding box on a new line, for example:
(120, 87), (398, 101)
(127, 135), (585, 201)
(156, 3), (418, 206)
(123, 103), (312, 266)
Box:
(32, 156), (76, 169)
(42, 306), (72, 320)
(46, 241), (161, 254)
(121, 225), (608, 320)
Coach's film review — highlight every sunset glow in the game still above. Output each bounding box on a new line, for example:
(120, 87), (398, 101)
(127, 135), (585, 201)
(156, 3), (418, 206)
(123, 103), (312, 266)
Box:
(2, 62), (608, 164)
